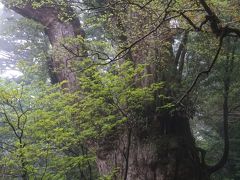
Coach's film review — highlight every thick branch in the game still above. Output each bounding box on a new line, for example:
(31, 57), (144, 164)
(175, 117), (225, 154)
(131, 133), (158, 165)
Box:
(9, 4), (58, 27)
(198, 0), (240, 38)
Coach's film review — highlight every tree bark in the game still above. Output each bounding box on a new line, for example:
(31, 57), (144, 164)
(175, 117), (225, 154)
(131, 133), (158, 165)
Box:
(96, 111), (209, 180)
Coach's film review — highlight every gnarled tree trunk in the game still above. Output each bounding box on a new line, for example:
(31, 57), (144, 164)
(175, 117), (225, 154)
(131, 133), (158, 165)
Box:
(8, 3), (84, 90)
(93, 3), (210, 179)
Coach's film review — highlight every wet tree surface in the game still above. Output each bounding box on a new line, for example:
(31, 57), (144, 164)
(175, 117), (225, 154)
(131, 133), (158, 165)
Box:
(0, 0), (239, 179)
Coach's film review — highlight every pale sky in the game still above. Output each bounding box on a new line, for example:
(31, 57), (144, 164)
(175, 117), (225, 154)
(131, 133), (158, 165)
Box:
(0, 3), (3, 10)
(0, 2), (23, 79)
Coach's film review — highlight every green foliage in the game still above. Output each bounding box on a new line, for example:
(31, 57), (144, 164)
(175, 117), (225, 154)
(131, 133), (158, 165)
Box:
(77, 61), (163, 139)
(0, 79), (96, 179)
(0, 59), (164, 179)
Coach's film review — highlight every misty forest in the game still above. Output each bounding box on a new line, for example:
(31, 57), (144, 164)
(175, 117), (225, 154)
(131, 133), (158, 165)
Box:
(0, 0), (239, 179)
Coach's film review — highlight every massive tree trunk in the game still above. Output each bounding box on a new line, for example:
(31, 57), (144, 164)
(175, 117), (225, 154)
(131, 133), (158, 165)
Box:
(92, 2), (211, 179)
(7, 3), (84, 90)
(92, 12), (208, 180)
(95, 31), (208, 179)
(96, 111), (210, 180)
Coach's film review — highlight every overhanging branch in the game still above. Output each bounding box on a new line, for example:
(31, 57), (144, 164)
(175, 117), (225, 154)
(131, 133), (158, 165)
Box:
(176, 31), (225, 105)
